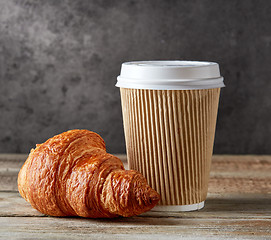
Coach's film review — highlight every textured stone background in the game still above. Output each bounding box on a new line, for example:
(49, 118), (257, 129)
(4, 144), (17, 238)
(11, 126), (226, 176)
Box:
(0, 0), (270, 154)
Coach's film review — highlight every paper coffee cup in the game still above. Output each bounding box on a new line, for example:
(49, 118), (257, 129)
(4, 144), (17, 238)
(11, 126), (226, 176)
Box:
(116, 61), (224, 211)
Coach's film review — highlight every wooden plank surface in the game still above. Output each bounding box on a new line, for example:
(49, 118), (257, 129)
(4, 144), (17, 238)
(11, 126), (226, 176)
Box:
(0, 154), (271, 239)
(1, 154), (270, 193)
(0, 191), (270, 239)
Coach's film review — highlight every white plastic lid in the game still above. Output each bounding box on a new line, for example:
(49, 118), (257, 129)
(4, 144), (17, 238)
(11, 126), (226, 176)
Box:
(116, 60), (225, 90)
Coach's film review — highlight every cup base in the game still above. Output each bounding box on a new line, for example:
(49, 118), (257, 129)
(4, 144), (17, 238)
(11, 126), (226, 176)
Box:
(151, 201), (205, 212)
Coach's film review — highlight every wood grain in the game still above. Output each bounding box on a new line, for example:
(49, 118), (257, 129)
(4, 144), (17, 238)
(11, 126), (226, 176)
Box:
(0, 154), (271, 239)
(0, 191), (270, 239)
(1, 216), (270, 239)
(1, 154), (270, 193)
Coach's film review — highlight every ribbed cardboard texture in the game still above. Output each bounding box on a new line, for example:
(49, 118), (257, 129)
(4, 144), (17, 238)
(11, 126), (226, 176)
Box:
(120, 88), (220, 206)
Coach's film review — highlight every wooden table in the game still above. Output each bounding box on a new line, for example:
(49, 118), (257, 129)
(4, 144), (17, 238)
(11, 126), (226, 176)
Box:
(0, 154), (270, 239)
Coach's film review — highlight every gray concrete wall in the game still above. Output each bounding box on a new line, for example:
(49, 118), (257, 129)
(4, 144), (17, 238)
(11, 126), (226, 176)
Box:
(0, 0), (270, 154)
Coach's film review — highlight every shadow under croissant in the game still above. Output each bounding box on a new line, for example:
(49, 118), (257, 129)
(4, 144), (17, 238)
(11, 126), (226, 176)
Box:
(40, 194), (270, 227)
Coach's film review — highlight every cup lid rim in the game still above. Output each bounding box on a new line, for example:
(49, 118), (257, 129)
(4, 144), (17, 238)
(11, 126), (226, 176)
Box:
(122, 60), (218, 68)
(116, 60), (225, 90)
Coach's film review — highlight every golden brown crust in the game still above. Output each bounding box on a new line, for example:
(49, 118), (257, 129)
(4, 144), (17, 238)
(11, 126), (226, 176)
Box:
(17, 129), (159, 218)
(101, 169), (159, 217)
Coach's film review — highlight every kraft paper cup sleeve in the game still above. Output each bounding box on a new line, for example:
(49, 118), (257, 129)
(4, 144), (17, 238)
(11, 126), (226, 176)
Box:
(120, 88), (220, 208)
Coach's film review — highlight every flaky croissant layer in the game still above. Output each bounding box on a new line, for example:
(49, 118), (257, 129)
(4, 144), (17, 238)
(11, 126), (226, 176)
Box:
(18, 129), (159, 218)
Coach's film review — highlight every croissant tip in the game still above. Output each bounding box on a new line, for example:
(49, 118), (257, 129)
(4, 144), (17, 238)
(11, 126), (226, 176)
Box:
(148, 190), (160, 205)
(150, 194), (160, 202)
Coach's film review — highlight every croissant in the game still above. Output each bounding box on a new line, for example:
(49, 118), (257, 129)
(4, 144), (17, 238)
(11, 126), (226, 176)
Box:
(18, 129), (159, 218)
